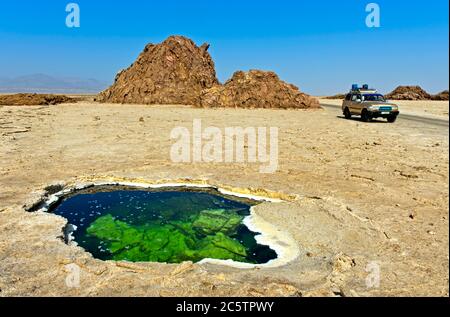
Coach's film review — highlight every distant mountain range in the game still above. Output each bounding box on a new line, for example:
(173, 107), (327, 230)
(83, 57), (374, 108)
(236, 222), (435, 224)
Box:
(0, 74), (110, 94)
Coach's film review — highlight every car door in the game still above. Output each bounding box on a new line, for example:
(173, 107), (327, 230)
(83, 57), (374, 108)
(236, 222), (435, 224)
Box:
(353, 94), (364, 114)
(349, 94), (358, 114)
(343, 93), (351, 112)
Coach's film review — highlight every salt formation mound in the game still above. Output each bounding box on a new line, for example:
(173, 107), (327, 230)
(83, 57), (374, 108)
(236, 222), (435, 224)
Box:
(97, 36), (219, 105)
(432, 90), (449, 101)
(385, 86), (432, 100)
(0, 93), (76, 106)
(98, 36), (319, 109)
(200, 70), (320, 109)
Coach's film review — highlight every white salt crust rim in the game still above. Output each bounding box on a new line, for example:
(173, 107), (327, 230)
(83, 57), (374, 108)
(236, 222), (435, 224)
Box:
(37, 181), (300, 269)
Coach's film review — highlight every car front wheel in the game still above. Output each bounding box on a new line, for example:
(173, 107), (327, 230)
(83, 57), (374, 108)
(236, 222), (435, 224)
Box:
(387, 115), (398, 123)
(361, 109), (372, 122)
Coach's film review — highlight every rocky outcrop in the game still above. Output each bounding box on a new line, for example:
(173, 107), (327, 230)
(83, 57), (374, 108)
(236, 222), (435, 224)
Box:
(431, 90), (449, 101)
(0, 93), (76, 106)
(97, 36), (219, 105)
(385, 86), (449, 101)
(385, 86), (432, 100)
(98, 36), (319, 109)
(200, 70), (320, 109)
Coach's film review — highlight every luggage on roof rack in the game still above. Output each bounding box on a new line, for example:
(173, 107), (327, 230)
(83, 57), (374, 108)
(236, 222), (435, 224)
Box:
(350, 84), (377, 94)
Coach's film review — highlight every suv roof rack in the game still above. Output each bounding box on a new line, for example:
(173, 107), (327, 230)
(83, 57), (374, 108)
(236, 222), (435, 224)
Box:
(350, 84), (377, 94)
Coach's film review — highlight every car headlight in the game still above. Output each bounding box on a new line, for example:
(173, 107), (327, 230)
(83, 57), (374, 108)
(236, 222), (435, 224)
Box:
(368, 105), (378, 111)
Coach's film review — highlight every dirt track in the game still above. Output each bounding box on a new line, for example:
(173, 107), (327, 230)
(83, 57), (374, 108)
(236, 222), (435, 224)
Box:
(0, 101), (448, 296)
(320, 103), (449, 128)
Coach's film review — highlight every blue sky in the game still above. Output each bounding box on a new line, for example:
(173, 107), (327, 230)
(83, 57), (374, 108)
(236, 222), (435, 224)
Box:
(0, 0), (448, 95)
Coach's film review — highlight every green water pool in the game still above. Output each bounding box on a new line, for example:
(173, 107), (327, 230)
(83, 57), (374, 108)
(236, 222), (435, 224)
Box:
(50, 186), (277, 264)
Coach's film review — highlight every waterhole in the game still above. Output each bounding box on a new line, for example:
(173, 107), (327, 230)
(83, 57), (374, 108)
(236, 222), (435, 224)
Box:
(49, 185), (278, 264)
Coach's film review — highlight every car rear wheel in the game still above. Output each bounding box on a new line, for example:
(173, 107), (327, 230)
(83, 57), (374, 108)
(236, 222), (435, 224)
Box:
(344, 108), (351, 119)
(361, 109), (372, 122)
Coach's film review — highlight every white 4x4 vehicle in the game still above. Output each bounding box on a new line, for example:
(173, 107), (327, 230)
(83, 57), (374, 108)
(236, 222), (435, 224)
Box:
(342, 85), (400, 123)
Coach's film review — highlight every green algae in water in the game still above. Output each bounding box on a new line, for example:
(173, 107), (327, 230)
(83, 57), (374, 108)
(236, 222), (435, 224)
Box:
(50, 186), (277, 264)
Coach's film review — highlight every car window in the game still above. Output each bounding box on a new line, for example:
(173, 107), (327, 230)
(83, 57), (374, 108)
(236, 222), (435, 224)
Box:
(345, 94), (351, 101)
(351, 94), (358, 101)
(363, 94), (386, 102)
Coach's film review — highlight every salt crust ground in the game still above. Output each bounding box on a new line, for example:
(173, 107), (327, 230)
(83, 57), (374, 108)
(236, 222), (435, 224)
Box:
(0, 102), (448, 296)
